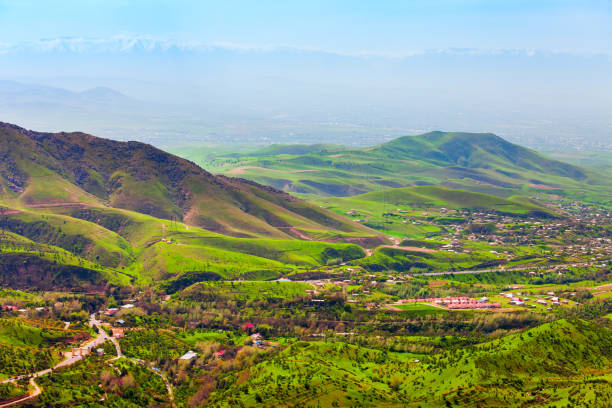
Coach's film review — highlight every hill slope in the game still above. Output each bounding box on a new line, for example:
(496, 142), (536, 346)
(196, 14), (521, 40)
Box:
(207, 319), (612, 407)
(373, 131), (586, 179)
(182, 131), (610, 205)
(0, 122), (385, 289)
(0, 122), (375, 240)
(353, 185), (551, 216)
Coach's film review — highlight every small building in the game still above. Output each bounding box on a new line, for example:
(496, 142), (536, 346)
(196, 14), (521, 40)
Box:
(215, 350), (226, 359)
(104, 308), (118, 316)
(179, 350), (198, 361)
(111, 328), (125, 338)
(96, 348), (105, 356)
(116, 319), (125, 325)
(121, 304), (135, 309)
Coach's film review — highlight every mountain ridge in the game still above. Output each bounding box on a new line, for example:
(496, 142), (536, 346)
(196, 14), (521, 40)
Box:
(0, 122), (376, 240)
(373, 131), (587, 180)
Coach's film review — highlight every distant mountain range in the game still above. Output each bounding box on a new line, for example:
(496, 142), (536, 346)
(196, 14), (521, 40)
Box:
(2, 36), (611, 150)
(0, 81), (135, 107)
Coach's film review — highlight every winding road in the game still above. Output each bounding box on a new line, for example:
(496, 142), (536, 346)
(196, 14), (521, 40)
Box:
(0, 314), (107, 407)
(0, 313), (173, 407)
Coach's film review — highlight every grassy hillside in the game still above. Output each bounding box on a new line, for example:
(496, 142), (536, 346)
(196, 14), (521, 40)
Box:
(373, 131), (586, 179)
(0, 203), (370, 287)
(308, 185), (554, 242)
(177, 131), (612, 206)
(0, 122), (378, 240)
(348, 185), (551, 215)
(0, 122), (388, 289)
(206, 319), (612, 407)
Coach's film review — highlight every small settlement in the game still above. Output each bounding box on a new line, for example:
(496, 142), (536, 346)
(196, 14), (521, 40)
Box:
(398, 296), (501, 310)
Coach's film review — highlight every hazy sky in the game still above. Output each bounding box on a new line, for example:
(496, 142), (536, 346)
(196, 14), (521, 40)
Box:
(0, 1), (610, 149)
(1, 0), (610, 56)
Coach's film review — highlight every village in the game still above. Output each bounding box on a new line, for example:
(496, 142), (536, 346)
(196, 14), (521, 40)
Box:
(381, 199), (612, 268)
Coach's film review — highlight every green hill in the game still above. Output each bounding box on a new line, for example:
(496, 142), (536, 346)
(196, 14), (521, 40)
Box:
(0, 122), (384, 289)
(354, 185), (552, 216)
(206, 319), (612, 407)
(0, 122), (377, 240)
(373, 131), (586, 180)
(181, 131), (611, 206)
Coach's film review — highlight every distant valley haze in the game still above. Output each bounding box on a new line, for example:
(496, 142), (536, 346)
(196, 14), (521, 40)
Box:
(0, 1), (610, 151)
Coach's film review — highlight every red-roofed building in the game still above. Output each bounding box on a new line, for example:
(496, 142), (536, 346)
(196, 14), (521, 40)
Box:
(111, 328), (125, 338)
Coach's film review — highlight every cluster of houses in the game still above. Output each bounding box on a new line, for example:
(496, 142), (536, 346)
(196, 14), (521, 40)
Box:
(387, 201), (612, 268)
(500, 291), (569, 308)
(398, 296), (501, 310)
(1, 305), (47, 313)
(103, 303), (135, 316)
(177, 332), (274, 364)
(396, 291), (574, 311)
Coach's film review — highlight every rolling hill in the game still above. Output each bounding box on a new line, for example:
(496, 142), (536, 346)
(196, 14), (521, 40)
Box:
(0, 122), (375, 239)
(0, 122), (383, 289)
(371, 131), (586, 179)
(179, 131), (611, 206)
(206, 318), (612, 407)
(346, 185), (551, 216)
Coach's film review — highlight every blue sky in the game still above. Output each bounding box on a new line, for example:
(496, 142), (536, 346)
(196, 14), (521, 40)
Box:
(0, 1), (610, 148)
(0, 0), (610, 56)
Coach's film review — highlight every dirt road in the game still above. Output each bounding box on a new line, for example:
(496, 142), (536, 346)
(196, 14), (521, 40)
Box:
(0, 314), (107, 407)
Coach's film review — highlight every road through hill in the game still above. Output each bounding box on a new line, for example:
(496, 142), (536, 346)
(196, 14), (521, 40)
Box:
(0, 312), (174, 407)
(0, 313), (111, 407)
